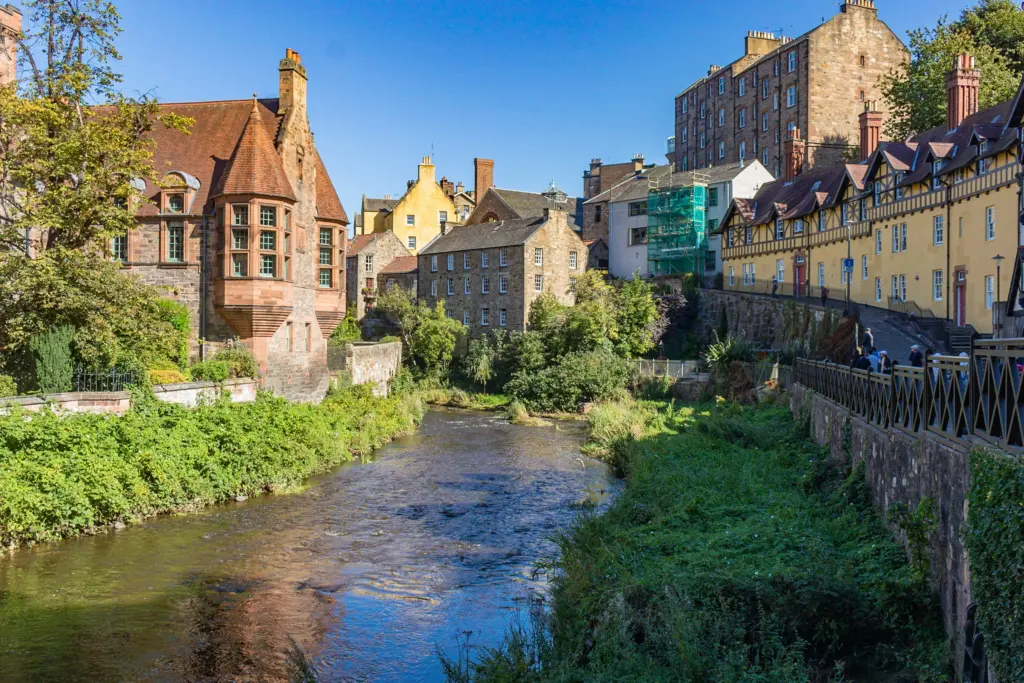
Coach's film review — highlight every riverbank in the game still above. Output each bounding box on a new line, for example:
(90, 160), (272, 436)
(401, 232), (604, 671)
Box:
(0, 384), (424, 549)
(449, 399), (951, 681)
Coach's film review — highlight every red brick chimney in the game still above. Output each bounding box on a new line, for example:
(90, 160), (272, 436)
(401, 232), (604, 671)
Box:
(474, 158), (494, 203)
(859, 101), (883, 160)
(784, 128), (806, 181)
(946, 53), (980, 130)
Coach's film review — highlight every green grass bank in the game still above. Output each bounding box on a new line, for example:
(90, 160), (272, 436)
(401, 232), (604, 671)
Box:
(448, 400), (950, 682)
(0, 384), (424, 548)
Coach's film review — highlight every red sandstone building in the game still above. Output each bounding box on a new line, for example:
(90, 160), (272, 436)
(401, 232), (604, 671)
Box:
(118, 50), (349, 401)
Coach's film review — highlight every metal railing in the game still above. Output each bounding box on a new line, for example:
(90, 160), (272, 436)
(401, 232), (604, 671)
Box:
(796, 336), (1024, 451)
(887, 296), (937, 319)
(630, 359), (702, 378)
(73, 366), (142, 393)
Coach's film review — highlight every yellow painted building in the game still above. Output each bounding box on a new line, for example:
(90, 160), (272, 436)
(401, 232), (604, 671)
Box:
(358, 156), (459, 255)
(720, 59), (1021, 336)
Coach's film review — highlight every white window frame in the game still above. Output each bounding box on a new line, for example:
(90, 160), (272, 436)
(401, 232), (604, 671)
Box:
(862, 255), (868, 280)
(464, 252), (471, 270)
(534, 248), (543, 266)
(817, 262), (824, 287)
(985, 275), (994, 309)
(481, 251), (489, 268)
(933, 215), (944, 246)
(569, 251), (578, 270)
(773, 92), (779, 111)
(430, 279), (437, 296)
(481, 277), (490, 294)
(729, 266), (735, 286)
(534, 274), (543, 292)
(499, 248), (508, 267)
(464, 276), (470, 295)
(718, 108), (725, 127)
(499, 274), (508, 294)
(786, 86), (796, 108)
(447, 254), (454, 271)
(742, 263), (749, 285)
(933, 269), (943, 301)
(430, 255), (438, 272)
(787, 50), (796, 73)
(718, 76), (725, 94)
(406, 214), (415, 226)
(408, 236), (416, 250)
(447, 278), (454, 296)
(738, 77), (745, 96)
(738, 108), (746, 129)
(481, 308), (490, 326)
(718, 141), (725, 160)
(463, 310), (471, 325)
(739, 141), (746, 160)
(875, 229), (882, 254)
(499, 309), (507, 327)
(762, 80), (769, 99)
(892, 225), (899, 253)
(875, 277), (882, 302)
(986, 206), (995, 240)
(776, 258), (784, 283)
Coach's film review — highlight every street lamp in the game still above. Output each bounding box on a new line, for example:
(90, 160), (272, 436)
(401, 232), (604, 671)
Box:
(993, 254), (1005, 333)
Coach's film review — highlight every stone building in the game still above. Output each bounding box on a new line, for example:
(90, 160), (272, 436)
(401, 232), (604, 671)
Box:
(719, 54), (1022, 335)
(115, 49), (349, 401)
(345, 230), (412, 319)
(580, 155), (653, 244)
(377, 255), (418, 294)
(417, 209), (588, 334)
(0, 4), (20, 86)
(673, 0), (906, 176)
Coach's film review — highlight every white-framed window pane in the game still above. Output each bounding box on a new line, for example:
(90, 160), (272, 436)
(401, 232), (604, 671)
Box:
(482, 277), (490, 294)
(260, 254), (276, 278)
(933, 215), (943, 245)
(319, 247), (332, 266)
(464, 253), (471, 269)
(986, 206), (995, 240)
(232, 205), (249, 226)
(447, 278), (454, 295)
(729, 267), (735, 286)
(319, 269), (332, 288)
(875, 230), (881, 254)
(534, 248), (543, 266)
(481, 308), (490, 326)
(569, 251), (577, 270)
(534, 274), (543, 292)
(406, 214), (415, 226)
(875, 277), (881, 302)
(260, 206), (276, 227)
(232, 253), (248, 277)
(167, 222), (184, 262)
(167, 194), (184, 213)
(431, 255), (437, 272)
(319, 228), (332, 246)
(430, 280), (437, 296)
(259, 230), (275, 251)
(408, 236), (417, 249)
(499, 275), (508, 293)
(985, 276), (994, 309)
(365, 254), (373, 272)
(447, 254), (454, 270)
(817, 263), (824, 287)
(439, 210), (447, 223)
(481, 251), (489, 268)
(111, 235), (127, 262)
(499, 309), (507, 327)
(933, 270), (943, 300)
(499, 249), (508, 267)
(464, 277), (470, 294)
(463, 310), (471, 325)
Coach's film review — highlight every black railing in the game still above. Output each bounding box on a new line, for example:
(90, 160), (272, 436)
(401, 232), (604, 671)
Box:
(73, 366), (142, 393)
(796, 336), (1024, 451)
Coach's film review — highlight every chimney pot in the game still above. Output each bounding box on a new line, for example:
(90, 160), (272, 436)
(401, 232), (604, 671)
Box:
(946, 53), (980, 130)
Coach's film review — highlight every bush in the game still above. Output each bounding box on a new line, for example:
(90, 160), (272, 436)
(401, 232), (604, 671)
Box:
(147, 369), (189, 385)
(154, 298), (191, 370)
(0, 374), (16, 397)
(189, 360), (229, 382)
(703, 334), (755, 375)
(29, 325), (75, 393)
(504, 350), (631, 413)
(211, 340), (259, 379)
(380, 335), (400, 343)
(329, 308), (362, 346)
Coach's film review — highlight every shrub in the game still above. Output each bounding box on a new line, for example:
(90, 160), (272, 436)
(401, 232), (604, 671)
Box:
(329, 307), (362, 346)
(154, 298), (191, 370)
(210, 340), (259, 379)
(380, 335), (400, 344)
(703, 334), (755, 375)
(147, 369), (188, 385)
(0, 374), (16, 397)
(189, 360), (229, 382)
(29, 325), (75, 393)
(505, 350), (631, 413)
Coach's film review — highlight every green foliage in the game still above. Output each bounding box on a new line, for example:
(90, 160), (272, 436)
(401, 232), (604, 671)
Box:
(374, 287), (464, 375)
(965, 447), (1024, 682)
(888, 498), (938, 583)
(379, 335), (401, 344)
(29, 325), (75, 393)
(462, 337), (495, 391)
(0, 384), (424, 547)
(0, 374), (16, 397)
(329, 307), (362, 346)
(881, 2), (1022, 139)
(209, 340), (259, 379)
(189, 360), (229, 383)
(504, 350), (631, 413)
(703, 334), (755, 375)
(147, 369), (188, 385)
(154, 299), (191, 371)
(615, 276), (659, 358)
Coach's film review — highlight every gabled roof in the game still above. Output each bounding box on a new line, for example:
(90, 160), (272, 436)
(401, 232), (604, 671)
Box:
(212, 98), (296, 202)
(720, 163), (858, 229)
(380, 255), (418, 274)
(420, 216), (548, 255)
(347, 233), (379, 255)
(364, 197), (399, 213)
(489, 188), (582, 224)
(597, 161), (765, 206)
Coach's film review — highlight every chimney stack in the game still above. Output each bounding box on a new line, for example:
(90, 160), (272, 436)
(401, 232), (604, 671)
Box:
(784, 128), (806, 182)
(279, 48), (308, 119)
(859, 101), (883, 160)
(417, 155), (435, 186)
(456, 180), (464, 194)
(946, 53), (980, 130)
(474, 158), (494, 204)
(632, 153), (644, 174)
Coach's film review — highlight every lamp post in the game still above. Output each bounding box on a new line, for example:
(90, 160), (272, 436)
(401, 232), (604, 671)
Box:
(993, 253), (1005, 334)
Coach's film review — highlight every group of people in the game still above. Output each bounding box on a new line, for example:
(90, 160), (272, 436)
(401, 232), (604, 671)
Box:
(850, 328), (937, 376)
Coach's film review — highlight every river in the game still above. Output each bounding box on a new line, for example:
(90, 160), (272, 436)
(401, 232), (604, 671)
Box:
(0, 409), (615, 682)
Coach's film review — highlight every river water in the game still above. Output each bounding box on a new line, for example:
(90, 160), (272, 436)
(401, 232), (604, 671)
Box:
(0, 409), (615, 682)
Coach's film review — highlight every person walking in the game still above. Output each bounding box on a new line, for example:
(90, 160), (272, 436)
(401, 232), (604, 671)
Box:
(880, 350), (893, 374)
(862, 328), (875, 354)
(851, 348), (872, 371)
(908, 344), (923, 368)
(821, 286), (829, 308)
(868, 349), (881, 372)
(771, 276), (778, 297)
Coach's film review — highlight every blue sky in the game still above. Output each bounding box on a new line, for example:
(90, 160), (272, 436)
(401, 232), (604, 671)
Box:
(114, 0), (968, 223)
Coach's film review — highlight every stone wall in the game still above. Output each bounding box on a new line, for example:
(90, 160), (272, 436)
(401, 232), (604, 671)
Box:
(0, 379), (258, 415)
(700, 289), (835, 348)
(328, 341), (402, 396)
(790, 384), (975, 678)
(152, 378), (258, 407)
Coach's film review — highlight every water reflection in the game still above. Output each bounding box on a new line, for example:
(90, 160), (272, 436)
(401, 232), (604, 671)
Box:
(0, 409), (614, 681)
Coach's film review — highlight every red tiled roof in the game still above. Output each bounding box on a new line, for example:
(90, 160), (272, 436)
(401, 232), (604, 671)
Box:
(380, 255), (418, 274)
(347, 233), (378, 254)
(213, 98), (296, 201)
(315, 151), (348, 224)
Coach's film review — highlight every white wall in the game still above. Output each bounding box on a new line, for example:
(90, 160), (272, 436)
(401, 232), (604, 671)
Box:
(705, 162), (774, 275)
(608, 200), (649, 279)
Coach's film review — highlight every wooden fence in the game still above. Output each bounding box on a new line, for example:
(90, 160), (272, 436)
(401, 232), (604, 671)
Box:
(795, 337), (1024, 452)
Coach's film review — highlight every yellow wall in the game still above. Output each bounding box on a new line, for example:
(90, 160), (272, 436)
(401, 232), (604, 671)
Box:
(378, 156), (458, 255)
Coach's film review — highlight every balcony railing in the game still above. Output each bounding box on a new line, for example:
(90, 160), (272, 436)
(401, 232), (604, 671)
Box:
(795, 336), (1024, 451)
(949, 163), (1017, 202)
(867, 187), (945, 222)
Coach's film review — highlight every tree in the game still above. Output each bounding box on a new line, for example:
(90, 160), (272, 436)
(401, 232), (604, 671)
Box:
(374, 287), (464, 375)
(615, 274), (658, 358)
(881, 3), (1021, 140)
(462, 336), (495, 391)
(29, 324), (74, 392)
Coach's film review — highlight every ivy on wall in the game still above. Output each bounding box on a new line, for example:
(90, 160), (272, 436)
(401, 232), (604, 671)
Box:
(965, 447), (1024, 681)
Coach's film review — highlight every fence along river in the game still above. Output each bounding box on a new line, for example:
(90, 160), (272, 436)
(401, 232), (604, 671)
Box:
(0, 409), (615, 681)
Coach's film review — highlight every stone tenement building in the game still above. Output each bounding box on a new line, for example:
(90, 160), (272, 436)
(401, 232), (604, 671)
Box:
(580, 155), (654, 244)
(719, 54), (1023, 336)
(345, 230), (412, 319)
(672, 0), (905, 177)
(116, 49), (349, 401)
(417, 208), (588, 334)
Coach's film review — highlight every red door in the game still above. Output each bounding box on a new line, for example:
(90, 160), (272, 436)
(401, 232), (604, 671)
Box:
(795, 265), (806, 297)
(955, 282), (967, 327)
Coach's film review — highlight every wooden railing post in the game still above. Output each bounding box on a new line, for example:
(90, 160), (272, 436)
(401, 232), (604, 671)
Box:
(922, 351), (932, 431)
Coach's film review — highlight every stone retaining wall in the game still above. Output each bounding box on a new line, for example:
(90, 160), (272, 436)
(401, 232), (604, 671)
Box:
(0, 378), (259, 415)
(152, 378), (259, 407)
(701, 290), (834, 348)
(328, 341), (403, 396)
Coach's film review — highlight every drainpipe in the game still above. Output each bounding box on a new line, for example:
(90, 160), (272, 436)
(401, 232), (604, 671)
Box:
(199, 213), (210, 360)
(945, 180), (952, 321)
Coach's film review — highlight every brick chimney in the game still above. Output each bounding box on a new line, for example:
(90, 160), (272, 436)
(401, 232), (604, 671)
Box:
(474, 158), (494, 203)
(946, 53), (980, 130)
(0, 4), (21, 86)
(279, 48), (307, 120)
(784, 128), (806, 181)
(859, 101), (883, 160)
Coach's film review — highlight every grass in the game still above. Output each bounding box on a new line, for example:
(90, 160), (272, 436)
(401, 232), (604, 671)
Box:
(447, 400), (951, 682)
(421, 384), (511, 412)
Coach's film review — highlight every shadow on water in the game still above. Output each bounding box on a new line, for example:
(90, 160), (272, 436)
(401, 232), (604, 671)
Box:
(0, 409), (616, 682)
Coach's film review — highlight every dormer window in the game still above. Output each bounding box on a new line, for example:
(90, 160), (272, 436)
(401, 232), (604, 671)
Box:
(873, 180), (882, 206)
(818, 210), (825, 231)
(774, 217), (783, 240)
(931, 161), (943, 190)
(167, 194), (184, 213)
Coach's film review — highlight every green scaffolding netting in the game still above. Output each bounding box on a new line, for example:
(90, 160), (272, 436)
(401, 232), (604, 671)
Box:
(647, 183), (707, 278)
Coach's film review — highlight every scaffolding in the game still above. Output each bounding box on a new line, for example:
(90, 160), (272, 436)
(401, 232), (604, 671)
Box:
(646, 171), (709, 278)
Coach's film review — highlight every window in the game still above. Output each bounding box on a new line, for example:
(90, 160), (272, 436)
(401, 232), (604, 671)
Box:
(430, 255), (438, 272)
(463, 310), (471, 325)
(985, 275), (994, 309)
(111, 235), (127, 262)
(901, 223), (907, 252)
(464, 252), (471, 270)
(447, 254), (454, 271)
(745, 226), (752, 244)
(445, 306), (454, 320)
(499, 274), (508, 293)
(875, 277), (882, 302)
(873, 180), (882, 206)
(986, 206), (995, 240)
(718, 108), (725, 127)
(430, 279), (437, 296)
(700, 100), (706, 119)
(794, 218), (804, 234)
(499, 309), (507, 327)
(286, 322), (293, 352)
(933, 270), (943, 300)
(774, 217), (783, 240)
(774, 60), (780, 77)
(774, 128), (780, 144)
(628, 201), (647, 216)
(167, 194), (184, 213)
(318, 228), (332, 246)
(899, 274), (907, 302)
(364, 254), (374, 273)
(860, 55), (866, 68)
(408, 236), (417, 250)
(860, 199), (867, 221)
(406, 214), (415, 226)
(762, 80), (769, 99)
(718, 141), (725, 160)
(260, 230), (276, 251)
(319, 247), (332, 266)
(786, 86), (796, 108)
(569, 251), (578, 269)
(439, 210), (447, 224)
(700, 132), (707, 149)
(499, 248), (508, 267)
(482, 277), (490, 294)
(232, 205), (249, 226)
(447, 278), (454, 295)
(481, 251), (489, 268)
(750, 263), (756, 284)
(534, 274), (543, 292)
(776, 258), (785, 283)
(728, 266), (735, 286)
(891, 275), (899, 301)
(862, 255), (868, 280)
(763, 147), (770, 167)
(931, 161), (943, 190)
(681, 98), (688, 113)
(319, 269), (332, 288)
(742, 263), (749, 285)
(708, 187), (719, 207)
(978, 155), (991, 175)
(232, 254), (247, 277)
(260, 205), (276, 227)
(738, 108), (746, 128)
(718, 76), (725, 94)
(481, 308), (490, 326)
(787, 50), (796, 73)
(260, 254), (276, 278)
(629, 227), (648, 246)
(534, 248), (543, 266)
(762, 112), (769, 131)
(817, 262), (824, 287)
(739, 141), (746, 160)
(933, 215), (944, 245)
(738, 77), (745, 96)
(167, 221), (184, 262)
(841, 203), (848, 225)
(818, 210), (825, 232)
(891, 225), (899, 253)
(464, 277), (470, 295)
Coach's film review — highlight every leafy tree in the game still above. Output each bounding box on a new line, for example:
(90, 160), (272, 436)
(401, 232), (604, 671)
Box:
(462, 337), (495, 391)
(329, 306), (362, 345)
(615, 275), (658, 358)
(374, 287), (464, 375)
(29, 324), (75, 392)
(881, 3), (1021, 140)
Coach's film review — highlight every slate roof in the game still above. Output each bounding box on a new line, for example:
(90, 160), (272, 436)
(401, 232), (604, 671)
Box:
(488, 188), (583, 226)
(591, 162), (761, 205)
(364, 198), (399, 212)
(419, 216), (546, 255)
(213, 98), (296, 202)
(380, 255), (418, 274)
